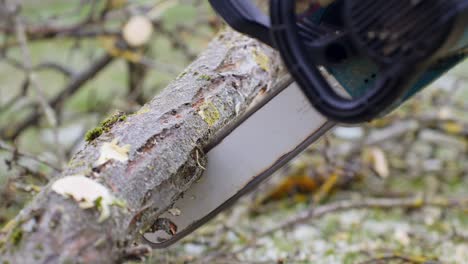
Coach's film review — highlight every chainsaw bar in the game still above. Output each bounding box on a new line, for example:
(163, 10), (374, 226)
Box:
(142, 82), (334, 248)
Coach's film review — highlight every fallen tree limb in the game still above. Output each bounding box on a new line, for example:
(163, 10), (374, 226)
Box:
(0, 29), (286, 263)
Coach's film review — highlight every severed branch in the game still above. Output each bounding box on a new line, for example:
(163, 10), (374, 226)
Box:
(0, 29), (284, 263)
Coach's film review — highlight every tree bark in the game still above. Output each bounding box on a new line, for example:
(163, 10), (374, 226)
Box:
(0, 30), (286, 263)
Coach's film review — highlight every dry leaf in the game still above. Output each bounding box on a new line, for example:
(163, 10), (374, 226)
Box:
(369, 147), (390, 178)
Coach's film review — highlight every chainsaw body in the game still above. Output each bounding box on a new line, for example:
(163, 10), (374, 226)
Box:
(210, 0), (468, 123)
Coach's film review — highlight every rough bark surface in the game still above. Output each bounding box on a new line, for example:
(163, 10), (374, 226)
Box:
(0, 30), (286, 263)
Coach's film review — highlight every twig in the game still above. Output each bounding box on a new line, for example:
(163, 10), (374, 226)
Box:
(13, 5), (65, 165)
(358, 254), (441, 264)
(0, 140), (61, 171)
(261, 196), (468, 236)
(0, 20), (119, 45)
(34, 61), (75, 77)
(0, 53), (114, 140)
(153, 22), (198, 61)
(0, 75), (30, 112)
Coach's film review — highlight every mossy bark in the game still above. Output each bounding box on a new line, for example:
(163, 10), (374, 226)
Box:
(0, 30), (286, 263)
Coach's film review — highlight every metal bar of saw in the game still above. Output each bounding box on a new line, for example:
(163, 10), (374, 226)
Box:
(143, 82), (334, 248)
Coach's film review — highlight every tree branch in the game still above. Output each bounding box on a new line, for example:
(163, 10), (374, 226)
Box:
(0, 29), (284, 263)
(262, 196), (468, 237)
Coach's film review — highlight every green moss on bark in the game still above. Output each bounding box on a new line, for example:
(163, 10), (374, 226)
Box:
(85, 111), (127, 142)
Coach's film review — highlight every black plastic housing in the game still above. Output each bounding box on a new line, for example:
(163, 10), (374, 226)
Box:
(210, 0), (468, 123)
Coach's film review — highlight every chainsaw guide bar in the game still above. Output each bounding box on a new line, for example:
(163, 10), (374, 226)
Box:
(143, 83), (334, 247)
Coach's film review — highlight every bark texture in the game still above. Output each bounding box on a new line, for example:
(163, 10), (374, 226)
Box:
(0, 30), (286, 263)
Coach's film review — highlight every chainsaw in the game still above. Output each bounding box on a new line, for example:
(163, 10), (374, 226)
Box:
(143, 0), (468, 247)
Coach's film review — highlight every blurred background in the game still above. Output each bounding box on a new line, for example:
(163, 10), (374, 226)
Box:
(0, 1), (467, 263)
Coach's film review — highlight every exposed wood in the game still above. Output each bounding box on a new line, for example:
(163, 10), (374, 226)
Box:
(0, 29), (286, 263)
